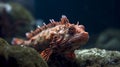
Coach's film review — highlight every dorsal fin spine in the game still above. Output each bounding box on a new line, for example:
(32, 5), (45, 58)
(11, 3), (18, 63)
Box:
(26, 15), (69, 39)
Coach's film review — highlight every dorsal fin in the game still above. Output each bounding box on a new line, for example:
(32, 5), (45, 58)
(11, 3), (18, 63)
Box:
(26, 15), (70, 39)
(60, 15), (69, 24)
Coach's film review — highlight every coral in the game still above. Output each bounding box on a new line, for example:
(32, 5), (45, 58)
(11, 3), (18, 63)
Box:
(0, 38), (48, 67)
(12, 15), (89, 61)
(75, 48), (120, 67)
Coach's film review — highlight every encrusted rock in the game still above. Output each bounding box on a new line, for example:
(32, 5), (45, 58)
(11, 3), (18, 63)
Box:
(0, 38), (48, 67)
(75, 48), (120, 67)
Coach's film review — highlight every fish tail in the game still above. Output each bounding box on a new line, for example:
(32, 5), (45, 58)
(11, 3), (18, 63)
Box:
(11, 38), (24, 45)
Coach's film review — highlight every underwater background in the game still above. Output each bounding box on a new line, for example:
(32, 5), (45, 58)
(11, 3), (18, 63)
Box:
(0, 0), (120, 67)
(0, 0), (120, 49)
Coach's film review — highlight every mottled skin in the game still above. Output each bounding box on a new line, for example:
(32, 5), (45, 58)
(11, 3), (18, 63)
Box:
(12, 15), (89, 61)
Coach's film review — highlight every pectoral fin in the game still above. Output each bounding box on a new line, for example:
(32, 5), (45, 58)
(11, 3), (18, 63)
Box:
(40, 48), (53, 61)
(65, 52), (75, 60)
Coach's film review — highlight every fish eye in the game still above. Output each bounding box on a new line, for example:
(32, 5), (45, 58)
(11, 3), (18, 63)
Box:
(68, 26), (76, 35)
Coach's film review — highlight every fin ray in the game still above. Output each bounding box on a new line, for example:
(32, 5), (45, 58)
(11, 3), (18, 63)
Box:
(40, 48), (53, 61)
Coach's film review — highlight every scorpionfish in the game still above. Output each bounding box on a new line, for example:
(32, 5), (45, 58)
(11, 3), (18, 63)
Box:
(12, 15), (89, 61)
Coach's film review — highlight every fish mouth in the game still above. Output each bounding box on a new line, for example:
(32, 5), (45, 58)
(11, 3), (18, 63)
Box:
(79, 32), (89, 43)
(69, 32), (89, 44)
(66, 32), (89, 51)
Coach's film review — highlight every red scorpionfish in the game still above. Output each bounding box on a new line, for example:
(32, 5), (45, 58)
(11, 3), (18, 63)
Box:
(12, 15), (89, 61)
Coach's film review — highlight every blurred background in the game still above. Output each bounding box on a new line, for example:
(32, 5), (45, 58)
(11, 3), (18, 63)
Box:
(0, 0), (120, 51)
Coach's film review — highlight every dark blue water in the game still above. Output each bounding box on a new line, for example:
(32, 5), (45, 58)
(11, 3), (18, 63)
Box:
(35, 0), (120, 34)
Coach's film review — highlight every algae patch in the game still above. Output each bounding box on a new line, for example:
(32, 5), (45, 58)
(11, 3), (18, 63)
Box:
(0, 38), (48, 67)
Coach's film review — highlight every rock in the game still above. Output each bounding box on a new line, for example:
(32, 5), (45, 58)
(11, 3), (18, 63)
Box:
(0, 2), (35, 43)
(0, 38), (48, 67)
(11, 0), (35, 13)
(9, 2), (34, 23)
(95, 29), (120, 51)
(0, 37), (9, 46)
(75, 48), (120, 67)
